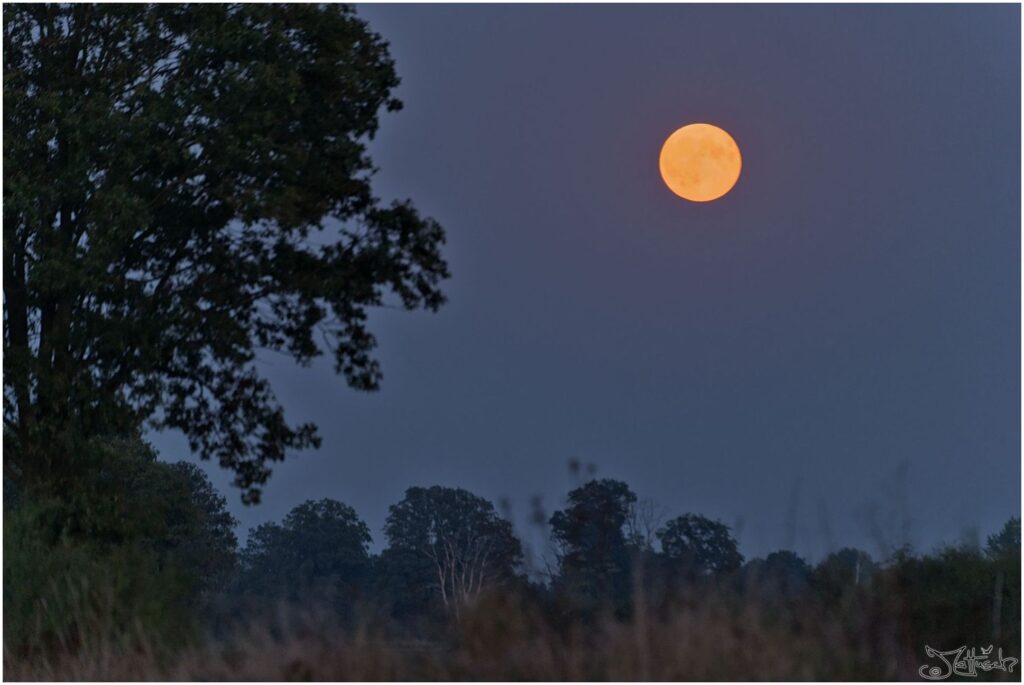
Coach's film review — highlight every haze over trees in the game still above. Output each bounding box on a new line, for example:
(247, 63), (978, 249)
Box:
(4, 433), (1020, 678)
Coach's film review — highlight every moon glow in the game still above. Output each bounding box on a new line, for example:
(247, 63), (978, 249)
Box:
(659, 123), (742, 202)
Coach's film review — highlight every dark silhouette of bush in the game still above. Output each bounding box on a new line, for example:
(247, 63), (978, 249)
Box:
(2, 435), (235, 657)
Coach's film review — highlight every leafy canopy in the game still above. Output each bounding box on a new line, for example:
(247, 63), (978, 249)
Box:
(549, 479), (637, 601)
(382, 486), (523, 616)
(657, 513), (743, 577)
(3, 4), (448, 502)
(238, 498), (372, 600)
(384, 486), (522, 568)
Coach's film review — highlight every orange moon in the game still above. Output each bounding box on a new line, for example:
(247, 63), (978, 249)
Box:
(658, 123), (742, 202)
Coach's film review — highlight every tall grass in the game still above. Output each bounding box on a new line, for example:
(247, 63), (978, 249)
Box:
(5, 584), (952, 681)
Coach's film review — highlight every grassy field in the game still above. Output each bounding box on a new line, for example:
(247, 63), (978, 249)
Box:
(5, 591), (954, 681)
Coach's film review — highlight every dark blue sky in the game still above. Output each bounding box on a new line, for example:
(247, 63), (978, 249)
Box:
(154, 4), (1020, 562)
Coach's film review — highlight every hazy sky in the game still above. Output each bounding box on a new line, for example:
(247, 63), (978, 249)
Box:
(153, 4), (1020, 562)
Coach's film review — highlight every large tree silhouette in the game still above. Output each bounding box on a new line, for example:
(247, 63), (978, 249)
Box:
(550, 479), (636, 605)
(382, 486), (522, 620)
(3, 4), (448, 502)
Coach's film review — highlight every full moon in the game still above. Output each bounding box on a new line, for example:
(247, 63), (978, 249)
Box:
(659, 123), (742, 202)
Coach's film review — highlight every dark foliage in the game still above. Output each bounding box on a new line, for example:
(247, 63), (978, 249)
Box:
(879, 543), (1018, 656)
(3, 4), (449, 503)
(987, 517), (1021, 560)
(381, 486), (524, 621)
(743, 549), (814, 598)
(4, 458), (1021, 676)
(236, 498), (372, 610)
(657, 513), (743, 579)
(549, 479), (637, 608)
(160, 461), (239, 596)
(3, 435), (237, 655)
(813, 547), (876, 604)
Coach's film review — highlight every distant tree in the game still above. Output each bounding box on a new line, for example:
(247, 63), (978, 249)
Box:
(549, 479), (636, 605)
(744, 550), (812, 597)
(382, 486), (523, 621)
(238, 499), (371, 604)
(813, 548), (875, 602)
(986, 517), (1021, 560)
(4, 4), (449, 503)
(657, 514), (743, 578)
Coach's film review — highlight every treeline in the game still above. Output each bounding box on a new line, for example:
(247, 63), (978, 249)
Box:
(4, 436), (1021, 672)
